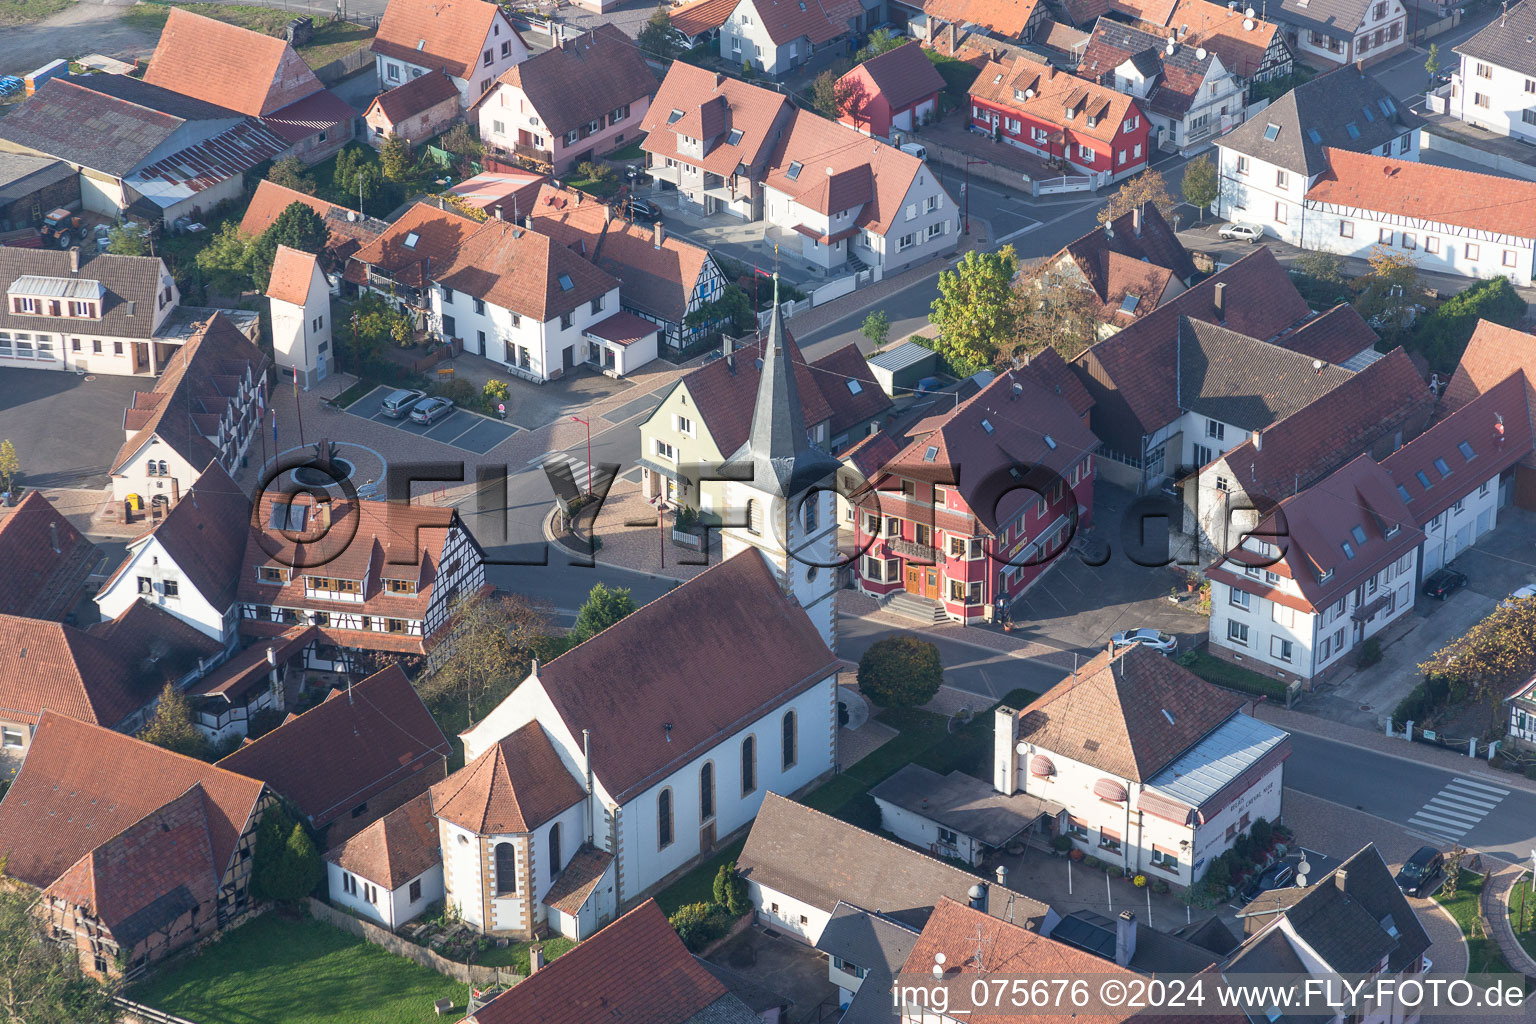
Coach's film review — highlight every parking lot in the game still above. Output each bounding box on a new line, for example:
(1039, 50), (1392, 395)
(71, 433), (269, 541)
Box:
(0, 368), (148, 489)
(344, 386), (521, 455)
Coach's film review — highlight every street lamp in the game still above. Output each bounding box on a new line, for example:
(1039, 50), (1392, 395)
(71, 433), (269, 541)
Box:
(571, 415), (591, 496)
(963, 157), (988, 235)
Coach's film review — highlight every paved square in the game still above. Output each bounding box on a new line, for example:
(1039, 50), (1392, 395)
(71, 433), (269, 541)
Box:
(604, 391), (663, 425)
(343, 385), (520, 453)
(0, 368), (150, 489)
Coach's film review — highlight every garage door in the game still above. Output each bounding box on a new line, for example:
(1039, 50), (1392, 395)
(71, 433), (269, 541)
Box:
(1423, 543), (1442, 574)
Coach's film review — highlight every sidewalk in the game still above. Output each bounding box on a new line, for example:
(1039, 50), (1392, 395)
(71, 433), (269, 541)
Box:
(1485, 864), (1536, 976)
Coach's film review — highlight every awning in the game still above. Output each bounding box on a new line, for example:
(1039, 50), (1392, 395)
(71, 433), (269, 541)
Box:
(1093, 778), (1128, 803)
(1029, 754), (1056, 777)
(636, 456), (682, 483)
(1100, 825), (1121, 841)
(584, 311), (660, 348)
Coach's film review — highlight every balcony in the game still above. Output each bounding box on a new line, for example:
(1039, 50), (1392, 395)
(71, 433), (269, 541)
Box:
(890, 538), (940, 562)
(510, 141), (552, 165)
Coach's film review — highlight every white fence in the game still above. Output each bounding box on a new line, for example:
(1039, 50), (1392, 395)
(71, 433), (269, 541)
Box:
(1033, 175), (1093, 197)
(752, 266), (883, 329)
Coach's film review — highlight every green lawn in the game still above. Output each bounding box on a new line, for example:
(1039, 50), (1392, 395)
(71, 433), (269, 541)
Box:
(1434, 870), (1516, 976)
(1509, 878), (1536, 963)
(474, 935), (576, 970)
(0, 0), (69, 27)
(120, 4), (376, 68)
(130, 914), (469, 1024)
(607, 140), (645, 163)
(1179, 649), (1289, 701)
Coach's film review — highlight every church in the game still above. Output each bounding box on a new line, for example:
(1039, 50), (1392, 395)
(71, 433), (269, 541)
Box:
(327, 288), (847, 940)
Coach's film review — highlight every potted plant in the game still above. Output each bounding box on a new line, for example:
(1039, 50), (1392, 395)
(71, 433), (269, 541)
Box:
(1051, 835), (1074, 856)
(1068, 847), (1085, 862)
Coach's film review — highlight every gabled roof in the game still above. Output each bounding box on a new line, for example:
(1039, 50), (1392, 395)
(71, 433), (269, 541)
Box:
(838, 41), (947, 112)
(266, 245), (322, 306)
(1208, 346), (1431, 503)
(432, 217), (618, 321)
(1219, 65), (1416, 175)
(0, 614), (138, 729)
(1111, 0), (1179, 24)
(970, 53), (1139, 143)
(1381, 372), (1535, 524)
(668, 330), (833, 452)
(239, 180), (385, 266)
(1457, 0), (1536, 78)
(1210, 455), (1423, 611)
(472, 24), (656, 137)
(218, 665), (449, 832)
(1056, 203), (1196, 318)
(0, 711), (264, 889)
(589, 221), (714, 326)
(1080, 21), (1217, 120)
(1016, 644), (1246, 782)
(45, 784), (218, 948)
(87, 598), (225, 676)
(326, 791), (441, 890)
(815, 903), (919, 1024)
(111, 462), (252, 614)
(926, 0), (1043, 37)
(747, 0), (862, 46)
(1176, 317), (1355, 431)
(110, 315), (268, 475)
(368, 70), (460, 125)
(0, 490), (99, 621)
(1014, 347), (1095, 419)
(347, 201), (481, 291)
(531, 551), (839, 804)
(0, 79), (188, 178)
(880, 368), (1100, 535)
(1445, 320), (1536, 411)
(739, 794), (1051, 932)
(640, 64), (793, 178)
(1306, 148), (1536, 241)
(762, 110), (927, 234)
(0, 247), (167, 340)
(1163, 0), (1284, 79)
(430, 721), (585, 835)
(1270, 301), (1378, 365)
(1275, 0), (1376, 39)
(467, 900), (756, 1024)
(807, 342), (893, 436)
(372, 0), (521, 81)
(671, 0), (741, 36)
(145, 7), (325, 118)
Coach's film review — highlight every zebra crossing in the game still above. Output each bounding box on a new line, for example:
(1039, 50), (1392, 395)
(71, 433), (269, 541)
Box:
(1405, 776), (1510, 844)
(534, 451), (620, 495)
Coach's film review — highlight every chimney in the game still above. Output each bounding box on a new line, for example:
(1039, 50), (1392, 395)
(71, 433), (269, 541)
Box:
(530, 946), (546, 973)
(68, 246), (80, 273)
(967, 883), (989, 914)
(1334, 868), (1348, 894)
(1212, 281), (1227, 322)
(1252, 428), (1262, 451)
(48, 522), (59, 554)
(994, 704), (1020, 795)
(603, 203), (613, 224)
(316, 498), (331, 530)
(715, 72), (726, 89)
(995, 864), (1009, 889)
(1132, 206), (1142, 236)
(948, 20), (958, 52)
(170, 476), (180, 504)
(494, 204), (502, 220)
(1114, 911), (1138, 966)
(653, 220), (665, 249)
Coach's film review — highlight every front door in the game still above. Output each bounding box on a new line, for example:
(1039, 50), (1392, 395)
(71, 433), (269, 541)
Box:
(925, 567), (939, 598)
(563, 345), (575, 371)
(906, 564), (939, 598)
(699, 821), (715, 854)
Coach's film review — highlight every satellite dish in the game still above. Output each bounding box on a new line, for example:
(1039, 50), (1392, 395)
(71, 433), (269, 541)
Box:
(1297, 858), (1311, 878)
(1243, 17), (1255, 28)
(1246, 5), (1256, 15)
(1025, 87), (1035, 98)
(1196, 47), (1208, 59)
(1166, 40), (1176, 53)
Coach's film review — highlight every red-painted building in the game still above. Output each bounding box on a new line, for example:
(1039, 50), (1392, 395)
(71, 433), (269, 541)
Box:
(968, 54), (1151, 185)
(836, 40), (947, 140)
(853, 362), (1101, 623)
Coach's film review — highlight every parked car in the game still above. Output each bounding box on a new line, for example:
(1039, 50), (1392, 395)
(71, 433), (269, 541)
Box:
(1395, 846), (1444, 898)
(1218, 222), (1265, 242)
(1501, 583), (1536, 609)
(410, 396), (454, 425)
(1110, 628), (1177, 654)
(626, 197), (662, 222)
(1423, 568), (1469, 600)
(380, 388), (426, 418)
(1239, 861), (1296, 904)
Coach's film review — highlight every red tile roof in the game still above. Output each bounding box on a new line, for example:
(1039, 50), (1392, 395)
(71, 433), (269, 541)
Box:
(190, 625), (319, 700)
(431, 721), (585, 835)
(530, 551), (839, 803)
(0, 711), (264, 889)
(326, 791), (441, 890)
(266, 245), (321, 306)
(218, 665), (448, 834)
(0, 490), (99, 621)
(970, 54), (1138, 143)
(585, 310), (662, 347)
(1307, 148), (1536, 240)
(838, 41), (947, 112)
(433, 217), (618, 321)
(1016, 644), (1246, 782)
(470, 24), (656, 137)
(807, 342), (893, 436)
(670, 0), (740, 36)
(928, 0), (1043, 36)
(372, 0), (521, 82)
(368, 70), (460, 125)
(1165, 0), (1283, 80)
(1057, 203), (1197, 319)
(1271, 302), (1378, 365)
(0, 614), (138, 729)
(238, 180), (382, 267)
(348, 201), (482, 291)
(144, 8), (325, 118)
(1444, 320), (1536, 410)
(543, 843), (613, 915)
(641, 64), (793, 179)
(468, 900), (734, 1024)
(1110, 0), (1179, 23)
(676, 330), (831, 451)
(1015, 347), (1095, 419)
(762, 110), (927, 235)
(750, 0), (861, 46)
(262, 89), (356, 144)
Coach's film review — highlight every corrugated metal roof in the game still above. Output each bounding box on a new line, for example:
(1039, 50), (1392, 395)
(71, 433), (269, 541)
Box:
(126, 118), (290, 208)
(868, 340), (936, 372)
(11, 276), (105, 300)
(1144, 712), (1288, 808)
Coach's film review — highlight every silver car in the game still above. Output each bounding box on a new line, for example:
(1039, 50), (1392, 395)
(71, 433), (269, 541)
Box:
(1218, 222), (1265, 242)
(1110, 628), (1178, 655)
(409, 396), (454, 425)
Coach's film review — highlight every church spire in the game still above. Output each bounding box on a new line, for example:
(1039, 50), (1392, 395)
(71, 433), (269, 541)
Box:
(744, 274), (840, 498)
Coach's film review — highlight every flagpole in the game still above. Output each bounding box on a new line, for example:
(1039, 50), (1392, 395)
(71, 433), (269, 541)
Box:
(293, 365), (306, 450)
(259, 380), (268, 474)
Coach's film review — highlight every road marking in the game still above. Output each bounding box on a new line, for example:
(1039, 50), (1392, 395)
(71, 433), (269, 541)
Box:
(1445, 777), (1510, 799)
(1413, 805), (1481, 828)
(1406, 777), (1508, 841)
(535, 451), (615, 493)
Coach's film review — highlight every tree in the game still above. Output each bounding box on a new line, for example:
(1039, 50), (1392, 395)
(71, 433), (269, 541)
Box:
(139, 683), (208, 760)
(246, 201), (329, 291)
(684, 283), (755, 336)
(195, 221), (257, 295)
(105, 224), (148, 256)
(335, 146), (385, 211)
(0, 883), (117, 1023)
(379, 133), (414, 183)
(1097, 168), (1175, 225)
(1181, 156), (1219, 224)
(712, 862), (750, 916)
(1011, 258), (1107, 361)
(425, 589), (552, 724)
(812, 69), (855, 120)
(250, 808), (323, 905)
(1419, 597), (1536, 707)
(637, 3), (682, 60)
(860, 309), (891, 351)
(1411, 276), (1527, 372)
(267, 155), (316, 195)
(439, 124), (484, 178)
(1354, 245), (1422, 338)
(1425, 43), (1442, 86)
(928, 245), (1020, 376)
(0, 439), (19, 493)
(856, 634), (943, 709)
(350, 292), (415, 362)
(854, 28), (904, 64)
(570, 583), (638, 645)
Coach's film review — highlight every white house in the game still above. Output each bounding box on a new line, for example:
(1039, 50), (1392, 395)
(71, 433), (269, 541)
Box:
(760, 109), (959, 274)
(1450, 1), (1536, 142)
(1206, 455), (1422, 686)
(107, 313), (267, 508)
(429, 217), (631, 381)
(996, 644), (1291, 889)
(371, 0), (528, 110)
(719, 0), (862, 78)
(266, 245), (332, 390)
(326, 793), (444, 931)
(1300, 149), (1536, 282)
(1274, 0), (1406, 67)
(96, 462), (251, 646)
(1214, 65), (1417, 244)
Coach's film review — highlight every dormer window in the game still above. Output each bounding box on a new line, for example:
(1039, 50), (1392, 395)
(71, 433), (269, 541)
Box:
(11, 297), (39, 314)
(386, 578), (418, 595)
(1318, 568), (1334, 583)
(726, 128), (743, 145)
(258, 566), (288, 584)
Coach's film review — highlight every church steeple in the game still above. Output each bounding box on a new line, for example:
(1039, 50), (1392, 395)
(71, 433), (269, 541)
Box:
(740, 274), (840, 497)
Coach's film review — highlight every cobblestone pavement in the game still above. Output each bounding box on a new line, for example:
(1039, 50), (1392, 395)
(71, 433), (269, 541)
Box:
(1486, 864), (1536, 976)
(836, 590), (1079, 671)
(556, 481), (719, 581)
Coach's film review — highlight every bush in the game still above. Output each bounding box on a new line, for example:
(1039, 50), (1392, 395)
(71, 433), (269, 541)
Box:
(1108, 866), (1125, 879)
(1051, 835), (1074, 853)
(1393, 681), (1433, 728)
(857, 634), (943, 709)
(433, 378), (478, 407)
(1133, 873), (1147, 888)
(483, 379), (510, 402)
(1409, 276), (1528, 372)
(1084, 855), (1101, 870)
(670, 901), (736, 952)
(1152, 879), (1171, 894)
(1204, 854), (1231, 889)
(1358, 636), (1383, 669)
(712, 862), (750, 916)
(1250, 817), (1274, 850)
